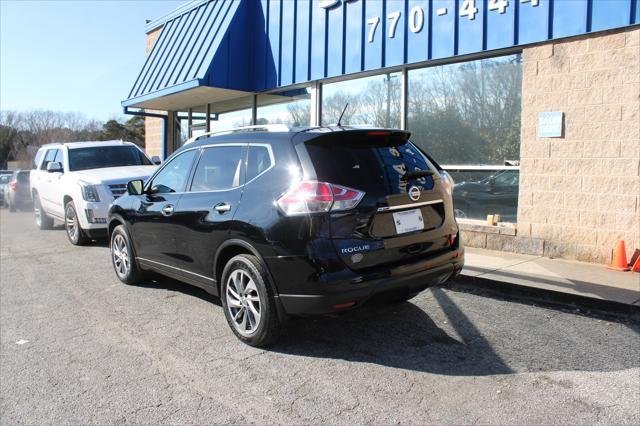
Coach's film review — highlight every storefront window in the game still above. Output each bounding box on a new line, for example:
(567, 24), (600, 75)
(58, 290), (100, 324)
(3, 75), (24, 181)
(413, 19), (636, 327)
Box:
(408, 54), (522, 222)
(174, 111), (189, 148)
(257, 88), (311, 127)
(207, 96), (254, 133)
(209, 108), (253, 131)
(321, 72), (401, 127)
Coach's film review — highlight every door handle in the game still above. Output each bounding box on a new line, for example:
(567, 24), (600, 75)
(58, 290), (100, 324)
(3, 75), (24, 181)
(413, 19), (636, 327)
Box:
(214, 202), (231, 213)
(161, 204), (174, 216)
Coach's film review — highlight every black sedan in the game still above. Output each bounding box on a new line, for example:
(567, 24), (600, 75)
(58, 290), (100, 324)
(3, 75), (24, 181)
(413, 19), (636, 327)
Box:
(453, 170), (519, 222)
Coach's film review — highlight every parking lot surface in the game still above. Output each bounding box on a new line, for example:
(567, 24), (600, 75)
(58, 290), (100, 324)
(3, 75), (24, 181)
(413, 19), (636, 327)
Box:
(1, 210), (639, 424)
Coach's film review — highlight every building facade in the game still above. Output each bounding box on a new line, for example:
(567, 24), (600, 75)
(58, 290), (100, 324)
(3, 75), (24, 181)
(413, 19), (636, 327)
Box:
(123, 0), (639, 264)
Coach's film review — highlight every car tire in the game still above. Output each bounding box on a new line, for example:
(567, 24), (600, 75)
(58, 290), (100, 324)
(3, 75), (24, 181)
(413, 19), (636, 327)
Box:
(110, 224), (145, 285)
(64, 201), (90, 245)
(34, 193), (54, 230)
(221, 254), (281, 347)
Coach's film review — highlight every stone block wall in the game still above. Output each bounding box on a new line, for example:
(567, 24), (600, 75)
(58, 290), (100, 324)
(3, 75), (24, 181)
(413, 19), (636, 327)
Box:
(517, 27), (640, 264)
(144, 27), (165, 159)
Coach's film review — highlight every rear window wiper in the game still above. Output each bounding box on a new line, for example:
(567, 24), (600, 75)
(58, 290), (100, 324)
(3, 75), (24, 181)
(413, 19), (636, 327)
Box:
(401, 169), (435, 180)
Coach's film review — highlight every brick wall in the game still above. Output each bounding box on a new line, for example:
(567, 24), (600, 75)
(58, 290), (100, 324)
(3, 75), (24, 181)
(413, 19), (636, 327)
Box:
(517, 27), (640, 264)
(144, 27), (165, 159)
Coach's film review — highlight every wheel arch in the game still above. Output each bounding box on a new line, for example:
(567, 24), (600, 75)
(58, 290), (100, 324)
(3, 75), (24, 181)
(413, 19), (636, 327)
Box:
(214, 239), (287, 323)
(107, 213), (126, 240)
(214, 239), (277, 295)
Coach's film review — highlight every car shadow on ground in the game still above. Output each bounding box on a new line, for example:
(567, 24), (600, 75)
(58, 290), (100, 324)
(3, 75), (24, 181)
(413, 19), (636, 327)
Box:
(130, 275), (640, 377)
(271, 287), (640, 376)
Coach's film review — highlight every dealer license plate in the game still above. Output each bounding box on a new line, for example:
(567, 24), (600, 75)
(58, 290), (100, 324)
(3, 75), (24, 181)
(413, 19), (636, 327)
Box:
(392, 208), (424, 235)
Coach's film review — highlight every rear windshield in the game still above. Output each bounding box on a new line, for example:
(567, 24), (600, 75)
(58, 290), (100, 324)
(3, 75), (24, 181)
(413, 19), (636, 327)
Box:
(305, 138), (436, 195)
(68, 146), (152, 172)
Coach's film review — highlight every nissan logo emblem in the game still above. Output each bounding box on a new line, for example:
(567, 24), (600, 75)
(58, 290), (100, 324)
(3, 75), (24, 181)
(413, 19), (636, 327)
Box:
(408, 186), (421, 201)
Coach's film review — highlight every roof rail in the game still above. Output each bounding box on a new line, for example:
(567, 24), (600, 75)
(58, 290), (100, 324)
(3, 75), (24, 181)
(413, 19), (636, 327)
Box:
(184, 124), (290, 145)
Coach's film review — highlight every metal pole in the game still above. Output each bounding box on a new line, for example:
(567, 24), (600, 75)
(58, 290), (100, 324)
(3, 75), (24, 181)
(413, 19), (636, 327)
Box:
(251, 94), (258, 125)
(310, 81), (322, 126)
(401, 68), (408, 131)
(206, 103), (211, 132)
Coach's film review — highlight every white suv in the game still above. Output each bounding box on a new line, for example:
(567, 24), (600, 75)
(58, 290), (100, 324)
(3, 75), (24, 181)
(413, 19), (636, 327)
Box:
(31, 141), (158, 245)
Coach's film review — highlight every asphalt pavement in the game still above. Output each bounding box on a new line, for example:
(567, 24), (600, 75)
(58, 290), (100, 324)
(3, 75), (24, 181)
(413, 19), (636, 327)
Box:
(1, 210), (639, 424)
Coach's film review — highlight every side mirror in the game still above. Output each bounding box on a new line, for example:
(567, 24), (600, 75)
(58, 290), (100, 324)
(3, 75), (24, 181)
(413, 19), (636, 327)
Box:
(127, 179), (144, 196)
(47, 162), (63, 173)
(151, 156), (162, 165)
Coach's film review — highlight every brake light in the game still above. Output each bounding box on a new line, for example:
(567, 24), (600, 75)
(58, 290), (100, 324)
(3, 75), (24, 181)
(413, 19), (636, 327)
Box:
(276, 180), (365, 215)
(9, 181), (17, 191)
(367, 131), (391, 136)
(440, 171), (454, 196)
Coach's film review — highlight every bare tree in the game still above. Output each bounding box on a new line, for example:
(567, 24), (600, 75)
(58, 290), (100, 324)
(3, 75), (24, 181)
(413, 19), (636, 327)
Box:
(0, 110), (137, 167)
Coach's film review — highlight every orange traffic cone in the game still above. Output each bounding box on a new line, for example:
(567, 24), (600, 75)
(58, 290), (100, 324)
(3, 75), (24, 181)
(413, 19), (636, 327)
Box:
(607, 240), (630, 271)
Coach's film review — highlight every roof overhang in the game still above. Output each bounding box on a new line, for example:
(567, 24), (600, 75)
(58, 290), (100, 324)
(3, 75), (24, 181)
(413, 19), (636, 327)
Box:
(122, 80), (252, 111)
(123, 0), (250, 110)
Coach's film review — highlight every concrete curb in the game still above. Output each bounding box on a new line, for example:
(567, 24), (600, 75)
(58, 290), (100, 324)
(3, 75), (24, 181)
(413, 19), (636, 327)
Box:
(447, 274), (640, 323)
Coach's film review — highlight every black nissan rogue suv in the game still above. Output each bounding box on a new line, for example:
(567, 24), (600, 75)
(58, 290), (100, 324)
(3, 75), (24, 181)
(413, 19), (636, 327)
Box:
(108, 127), (464, 346)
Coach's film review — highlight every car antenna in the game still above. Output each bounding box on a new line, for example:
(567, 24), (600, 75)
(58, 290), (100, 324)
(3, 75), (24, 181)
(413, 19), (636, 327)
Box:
(337, 103), (349, 127)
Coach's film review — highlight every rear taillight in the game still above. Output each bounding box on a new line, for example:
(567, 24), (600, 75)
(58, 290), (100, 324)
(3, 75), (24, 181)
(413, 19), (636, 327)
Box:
(9, 181), (17, 191)
(276, 180), (365, 216)
(440, 171), (454, 196)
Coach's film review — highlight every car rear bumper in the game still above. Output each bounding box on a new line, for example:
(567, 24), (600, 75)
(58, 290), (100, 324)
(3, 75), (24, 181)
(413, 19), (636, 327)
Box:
(277, 248), (464, 315)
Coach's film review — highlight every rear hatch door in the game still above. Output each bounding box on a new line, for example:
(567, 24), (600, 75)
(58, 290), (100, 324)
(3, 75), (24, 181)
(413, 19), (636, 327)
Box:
(299, 130), (451, 271)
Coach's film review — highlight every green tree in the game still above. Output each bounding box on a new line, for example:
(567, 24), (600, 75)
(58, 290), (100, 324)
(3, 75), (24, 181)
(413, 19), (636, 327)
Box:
(98, 116), (145, 147)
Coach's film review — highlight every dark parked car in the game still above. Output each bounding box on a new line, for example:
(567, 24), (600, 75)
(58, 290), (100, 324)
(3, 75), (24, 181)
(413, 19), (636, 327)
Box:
(4, 170), (32, 212)
(108, 127), (464, 346)
(453, 170), (519, 222)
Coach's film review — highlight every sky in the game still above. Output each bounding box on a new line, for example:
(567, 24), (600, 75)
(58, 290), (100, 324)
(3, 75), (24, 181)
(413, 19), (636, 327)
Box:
(0, 0), (185, 122)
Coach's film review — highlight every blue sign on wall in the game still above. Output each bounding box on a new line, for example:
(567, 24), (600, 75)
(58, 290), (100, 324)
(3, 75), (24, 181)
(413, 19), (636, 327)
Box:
(538, 111), (564, 138)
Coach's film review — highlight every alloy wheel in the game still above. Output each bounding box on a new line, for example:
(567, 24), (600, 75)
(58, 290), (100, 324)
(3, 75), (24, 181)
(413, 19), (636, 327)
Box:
(112, 234), (130, 278)
(65, 205), (78, 241)
(226, 269), (262, 336)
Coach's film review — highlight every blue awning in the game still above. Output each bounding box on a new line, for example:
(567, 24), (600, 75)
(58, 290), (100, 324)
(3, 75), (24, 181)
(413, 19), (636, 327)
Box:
(123, 0), (248, 109)
(125, 0), (639, 111)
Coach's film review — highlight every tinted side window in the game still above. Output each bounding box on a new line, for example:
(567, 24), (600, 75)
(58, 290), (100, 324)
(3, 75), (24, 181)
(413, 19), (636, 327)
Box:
(149, 150), (197, 194)
(246, 145), (273, 182)
(494, 171), (519, 186)
(190, 146), (245, 192)
(41, 149), (59, 170)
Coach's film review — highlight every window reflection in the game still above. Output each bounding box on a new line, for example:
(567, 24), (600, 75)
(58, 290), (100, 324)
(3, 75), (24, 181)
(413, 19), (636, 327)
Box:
(407, 54), (523, 222)
(257, 88), (311, 127)
(321, 72), (402, 127)
(408, 55), (522, 166)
